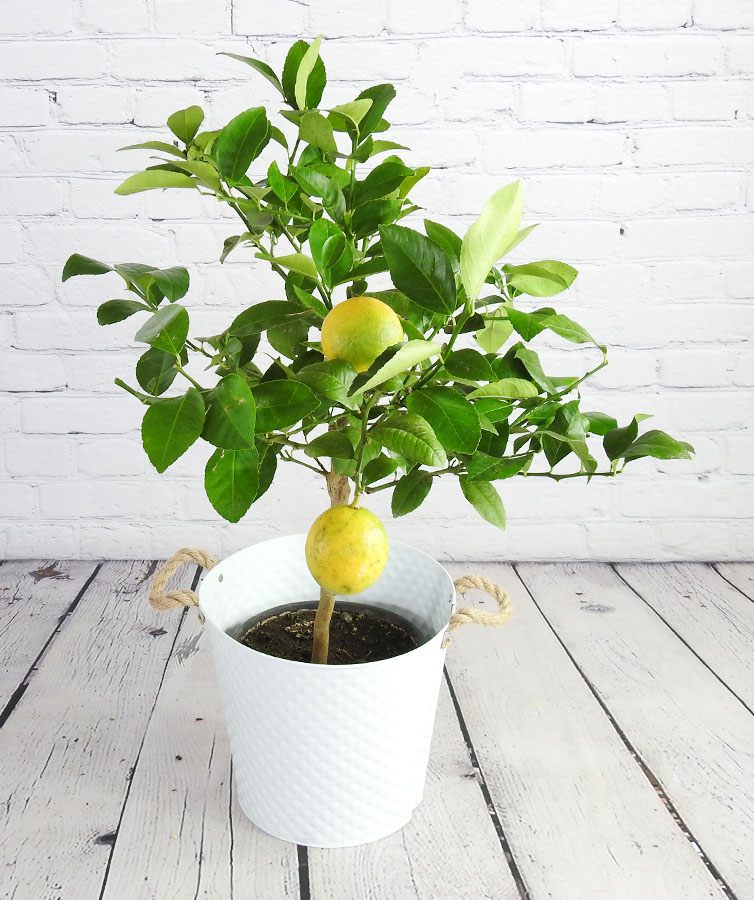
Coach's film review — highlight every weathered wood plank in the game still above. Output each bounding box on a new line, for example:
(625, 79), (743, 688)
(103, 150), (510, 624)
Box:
(715, 562), (754, 602)
(446, 562), (728, 900)
(102, 611), (299, 900)
(516, 562), (754, 899)
(616, 563), (754, 709)
(0, 560), (191, 900)
(308, 678), (518, 900)
(0, 559), (99, 709)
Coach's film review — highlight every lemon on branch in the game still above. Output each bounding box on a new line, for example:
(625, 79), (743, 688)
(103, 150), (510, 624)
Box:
(305, 504), (389, 595)
(320, 296), (403, 373)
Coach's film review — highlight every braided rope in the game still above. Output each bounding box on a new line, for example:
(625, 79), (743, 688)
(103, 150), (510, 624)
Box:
(448, 574), (513, 631)
(148, 548), (218, 621)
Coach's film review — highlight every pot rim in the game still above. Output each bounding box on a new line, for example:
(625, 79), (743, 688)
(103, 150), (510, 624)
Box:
(199, 535), (456, 672)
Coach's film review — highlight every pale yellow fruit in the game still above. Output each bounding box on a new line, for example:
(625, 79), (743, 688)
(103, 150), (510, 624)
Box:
(305, 504), (389, 595)
(320, 296), (403, 373)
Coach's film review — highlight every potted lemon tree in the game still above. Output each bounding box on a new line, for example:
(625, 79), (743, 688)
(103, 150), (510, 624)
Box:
(63, 38), (693, 847)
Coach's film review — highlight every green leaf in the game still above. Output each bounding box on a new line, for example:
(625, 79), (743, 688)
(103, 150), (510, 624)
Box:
(444, 348), (496, 383)
(506, 260), (578, 297)
(205, 447), (259, 523)
(358, 340), (440, 393)
(352, 198), (401, 237)
(62, 253), (113, 281)
(96, 298), (150, 325)
(296, 360), (358, 408)
(268, 318), (310, 359)
(148, 266), (189, 302)
(363, 454), (398, 485)
(466, 454), (529, 482)
(114, 169), (196, 195)
(255, 442), (278, 501)
(282, 39), (327, 109)
(370, 289), (444, 334)
(213, 106), (270, 182)
(134, 304), (189, 355)
(406, 386), (481, 455)
(355, 84), (396, 138)
(461, 181), (523, 301)
(476, 310), (513, 353)
(472, 398), (513, 424)
(267, 160), (298, 204)
(252, 379), (319, 432)
(459, 476), (506, 529)
(217, 52), (284, 97)
(623, 430), (694, 463)
(424, 220), (462, 274)
(119, 140), (186, 158)
(299, 110), (337, 153)
(330, 99), (373, 129)
(379, 224), (457, 315)
(542, 313), (595, 345)
(514, 347), (557, 394)
(355, 160), (413, 206)
(141, 388), (205, 473)
(506, 306), (552, 342)
(291, 285), (328, 320)
(583, 411), (618, 436)
(229, 300), (313, 339)
(168, 158), (221, 191)
(468, 378), (539, 400)
(305, 431), (355, 460)
(202, 374), (256, 450)
(220, 233), (252, 263)
(308, 218), (352, 287)
(392, 469), (433, 517)
(255, 252), (318, 281)
(604, 418), (640, 461)
(136, 347), (181, 396)
(371, 413), (447, 468)
(167, 105), (204, 144)
(295, 35), (323, 110)
(368, 139), (409, 157)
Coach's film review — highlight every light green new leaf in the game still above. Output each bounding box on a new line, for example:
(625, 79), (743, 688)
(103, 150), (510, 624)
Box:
(295, 35), (322, 110)
(476, 309), (513, 353)
(205, 447), (259, 523)
(329, 99), (372, 127)
(168, 159), (221, 191)
(370, 413), (447, 468)
(506, 260), (578, 297)
(358, 340), (440, 393)
(255, 252), (318, 281)
(202, 374), (256, 450)
(305, 431), (355, 460)
(167, 106), (204, 144)
(459, 476), (506, 529)
(461, 181), (523, 301)
(299, 110), (337, 154)
(135, 304), (189, 355)
(392, 469), (433, 517)
(406, 386), (481, 455)
(142, 387), (205, 473)
(114, 169), (196, 195)
(468, 378), (539, 400)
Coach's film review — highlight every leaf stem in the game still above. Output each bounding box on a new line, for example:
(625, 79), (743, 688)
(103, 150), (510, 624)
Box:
(174, 361), (203, 391)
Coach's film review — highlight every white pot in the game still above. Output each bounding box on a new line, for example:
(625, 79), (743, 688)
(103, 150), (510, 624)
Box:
(198, 533), (456, 848)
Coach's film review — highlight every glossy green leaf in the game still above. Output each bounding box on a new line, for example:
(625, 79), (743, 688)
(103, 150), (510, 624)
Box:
(119, 140), (186, 158)
(472, 398), (513, 424)
(202, 374), (256, 449)
(62, 253), (113, 281)
(294, 35), (322, 110)
(604, 417), (639, 461)
(255, 252), (318, 280)
(466, 454), (528, 482)
(406, 386), (481, 455)
(255, 442), (278, 501)
(506, 260), (578, 297)
(229, 301), (313, 339)
(299, 110), (337, 153)
(267, 160), (297, 204)
(282, 39), (326, 109)
(305, 431), (355, 460)
(352, 199), (401, 237)
(444, 348), (496, 383)
(168, 158), (220, 191)
(392, 469), (433, 517)
(371, 413), (447, 468)
(96, 298), (150, 325)
(459, 476), (506, 529)
(114, 169), (196, 195)
(583, 411), (618, 436)
(136, 347), (181, 396)
(363, 454), (398, 485)
(623, 430), (694, 462)
(355, 160), (413, 206)
(514, 347), (557, 394)
(506, 306), (552, 342)
(147, 266), (189, 302)
(218, 52), (284, 96)
(424, 219), (462, 274)
(468, 378), (539, 400)
(220, 234), (252, 264)
(358, 340), (439, 393)
(205, 447), (259, 523)
(296, 360), (358, 408)
(355, 84), (396, 138)
(141, 387), (205, 473)
(379, 224), (457, 315)
(542, 313), (595, 345)
(252, 379), (319, 432)
(213, 106), (270, 182)
(308, 218), (352, 287)
(135, 304), (189, 355)
(461, 181), (523, 301)
(167, 105), (204, 144)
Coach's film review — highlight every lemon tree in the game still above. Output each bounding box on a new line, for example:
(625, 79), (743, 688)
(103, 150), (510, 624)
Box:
(64, 38), (694, 663)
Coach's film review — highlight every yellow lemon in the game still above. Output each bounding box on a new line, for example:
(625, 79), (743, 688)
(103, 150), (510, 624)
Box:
(305, 504), (389, 595)
(321, 296), (403, 373)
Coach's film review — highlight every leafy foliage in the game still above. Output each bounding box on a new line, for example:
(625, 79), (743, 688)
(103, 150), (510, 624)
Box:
(64, 38), (693, 528)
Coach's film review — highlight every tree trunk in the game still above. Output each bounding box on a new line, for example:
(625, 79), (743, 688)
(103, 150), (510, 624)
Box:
(310, 471), (350, 664)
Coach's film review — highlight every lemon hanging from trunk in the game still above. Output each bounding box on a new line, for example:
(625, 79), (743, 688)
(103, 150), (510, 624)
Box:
(305, 504), (389, 595)
(321, 296), (403, 373)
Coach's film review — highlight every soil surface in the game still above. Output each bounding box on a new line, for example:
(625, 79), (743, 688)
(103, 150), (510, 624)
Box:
(236, 602), (419, 664)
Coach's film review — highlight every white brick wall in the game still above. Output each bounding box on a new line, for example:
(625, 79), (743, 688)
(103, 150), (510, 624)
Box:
(0, 1), (752, 562)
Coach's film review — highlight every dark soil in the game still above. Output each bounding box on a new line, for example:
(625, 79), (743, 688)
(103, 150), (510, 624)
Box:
(235, 602), (420, 664)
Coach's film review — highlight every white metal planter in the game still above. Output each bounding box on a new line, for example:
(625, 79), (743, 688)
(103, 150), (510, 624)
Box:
(198, 533), (456, 848)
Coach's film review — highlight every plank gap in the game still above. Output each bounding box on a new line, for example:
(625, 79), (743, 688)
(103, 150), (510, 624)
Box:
(0, 561), (102, 731)
(443, 668), (531, 900)
(712, 564), (754, 603)
(611, 564), (754, 719)
(297, 844), (310, 900)
(513, 564), (739, 900)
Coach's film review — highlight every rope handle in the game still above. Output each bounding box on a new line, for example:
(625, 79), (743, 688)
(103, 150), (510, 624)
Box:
(447, 575), (513, 634)
(149, 548), (218, 623)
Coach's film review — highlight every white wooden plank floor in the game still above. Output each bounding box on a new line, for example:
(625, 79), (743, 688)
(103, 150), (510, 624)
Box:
(1, 560), (752, 900)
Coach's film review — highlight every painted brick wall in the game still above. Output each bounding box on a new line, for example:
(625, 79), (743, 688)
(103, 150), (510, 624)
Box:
(1, 0), (752, 561)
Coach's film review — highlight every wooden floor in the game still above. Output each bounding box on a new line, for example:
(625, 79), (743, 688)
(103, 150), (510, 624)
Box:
(1, 560), (753, 900)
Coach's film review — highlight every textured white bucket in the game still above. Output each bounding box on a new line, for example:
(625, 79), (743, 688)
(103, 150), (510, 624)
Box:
(198, 533), (456, 848)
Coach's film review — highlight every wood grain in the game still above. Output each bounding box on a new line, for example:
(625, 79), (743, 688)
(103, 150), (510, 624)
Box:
(446, 562), (728, 900)
(517, 562), (754, 899)
(715, 562), (754, 601)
